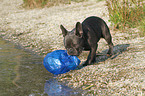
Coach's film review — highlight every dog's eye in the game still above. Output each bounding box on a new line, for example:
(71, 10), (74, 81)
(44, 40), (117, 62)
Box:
(71, 43), (75, 47)
(72, 43), (78, 47)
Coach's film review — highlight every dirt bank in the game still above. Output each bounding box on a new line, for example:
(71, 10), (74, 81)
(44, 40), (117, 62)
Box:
(0, 0), (145, 95)
(0, 0), (110, 55)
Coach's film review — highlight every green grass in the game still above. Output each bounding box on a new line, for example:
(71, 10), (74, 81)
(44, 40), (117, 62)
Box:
(139, 17), (145, 36)
(106, 0), (145, 35)
(23, 0), (87, 8)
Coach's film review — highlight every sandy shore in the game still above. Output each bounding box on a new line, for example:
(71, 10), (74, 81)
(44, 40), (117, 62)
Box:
(0, 0), (110, 55)
(0, 0), (145, 95)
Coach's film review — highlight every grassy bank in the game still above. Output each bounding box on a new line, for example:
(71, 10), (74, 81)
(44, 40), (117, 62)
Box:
(106, 0), (145, 36)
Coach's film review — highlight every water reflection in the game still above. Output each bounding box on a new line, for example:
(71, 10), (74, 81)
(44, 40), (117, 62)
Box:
(0, 38), (82, 96)
(44, 78), (81, 96)
(0, 38), (52, 96)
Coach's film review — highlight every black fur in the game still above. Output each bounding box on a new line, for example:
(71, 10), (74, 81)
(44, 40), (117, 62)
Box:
(60, 16), (113, 66)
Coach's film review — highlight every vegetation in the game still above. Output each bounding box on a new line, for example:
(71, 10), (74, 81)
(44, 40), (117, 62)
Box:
(106, 0), (145, 35)
(23, 0), (88, 8)
(23, 0), (145, 36)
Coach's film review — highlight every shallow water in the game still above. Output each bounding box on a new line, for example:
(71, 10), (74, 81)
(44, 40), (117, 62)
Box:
(0, 38), (54, 96)
(0, 38), (81, 96)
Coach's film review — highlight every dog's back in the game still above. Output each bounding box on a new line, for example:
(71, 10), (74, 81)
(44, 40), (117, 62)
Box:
(82, 16), (110, 42)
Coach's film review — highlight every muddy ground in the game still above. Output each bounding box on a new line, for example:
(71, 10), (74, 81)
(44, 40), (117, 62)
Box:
(0, 0), (145, 95)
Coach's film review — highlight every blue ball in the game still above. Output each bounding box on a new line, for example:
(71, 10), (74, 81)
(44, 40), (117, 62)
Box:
(43, 50), (80, 75)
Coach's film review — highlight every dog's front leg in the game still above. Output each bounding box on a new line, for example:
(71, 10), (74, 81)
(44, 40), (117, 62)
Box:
(83, 44), (98, 66)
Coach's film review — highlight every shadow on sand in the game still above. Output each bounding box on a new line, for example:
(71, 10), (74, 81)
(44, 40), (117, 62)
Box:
(95, 44), (130, 63)
(77, 44), (130, 69)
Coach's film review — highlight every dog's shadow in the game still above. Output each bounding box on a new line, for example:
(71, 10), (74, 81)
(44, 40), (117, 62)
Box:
(77, 44), (130, 69)
(96, 44), (130, 63)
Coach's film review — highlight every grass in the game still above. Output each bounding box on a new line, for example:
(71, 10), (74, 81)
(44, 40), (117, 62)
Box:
(23, 0), (88, 8)
(106, 0), (145, 35)
(139, 17), (145, 36)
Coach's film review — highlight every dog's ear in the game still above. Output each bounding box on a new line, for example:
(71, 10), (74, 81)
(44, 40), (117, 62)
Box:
(60, 25), (68, 37)
(75, 22), (83, 37)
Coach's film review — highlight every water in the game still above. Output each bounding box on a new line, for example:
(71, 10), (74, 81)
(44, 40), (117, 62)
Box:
(0, 38), (81, 96)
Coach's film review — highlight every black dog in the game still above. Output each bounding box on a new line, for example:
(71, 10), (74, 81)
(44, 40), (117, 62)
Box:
(60, 16), (113, 66)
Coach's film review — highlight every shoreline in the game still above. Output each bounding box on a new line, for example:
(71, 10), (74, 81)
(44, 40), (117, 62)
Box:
(0, 0), (110, 56)
(0, 0), (145, 95)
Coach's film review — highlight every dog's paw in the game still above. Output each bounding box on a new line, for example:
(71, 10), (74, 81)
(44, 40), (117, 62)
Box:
(106, 54), (111, 57)
(107, 52), (114, 56)
(82, 60), (94, 66)
(76, 64), (84, 69)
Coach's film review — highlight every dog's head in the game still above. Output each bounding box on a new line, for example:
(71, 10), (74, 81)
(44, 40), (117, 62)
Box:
(60, 22), (84, 56)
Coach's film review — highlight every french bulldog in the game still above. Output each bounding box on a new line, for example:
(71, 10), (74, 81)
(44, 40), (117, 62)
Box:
(60, 16), (113, 66)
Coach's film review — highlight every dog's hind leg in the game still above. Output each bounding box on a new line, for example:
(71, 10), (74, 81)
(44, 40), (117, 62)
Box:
(103, 30), (114, 56)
